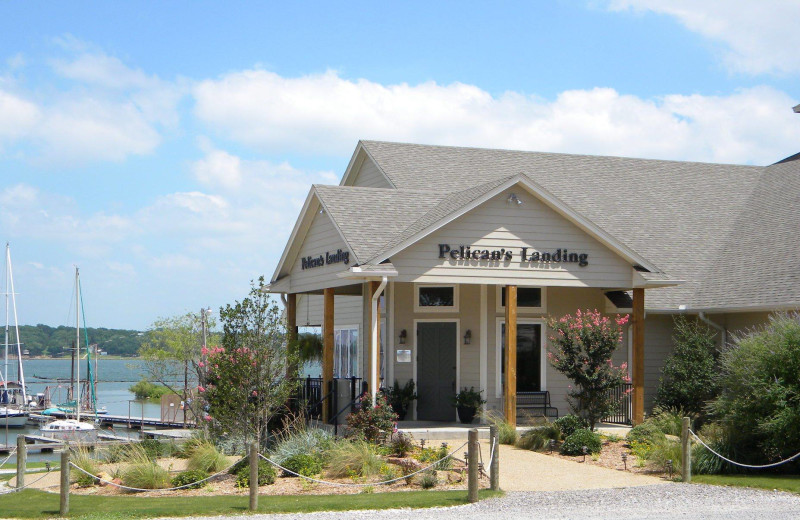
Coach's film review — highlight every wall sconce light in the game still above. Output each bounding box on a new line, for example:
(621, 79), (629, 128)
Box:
(506, 193), (522, 205)
(464, 329), (472, 345)
(399, 329), (407, 345)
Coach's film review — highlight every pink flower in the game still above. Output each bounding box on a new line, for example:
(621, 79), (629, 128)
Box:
(204, 414), (212, 421)
(198, 361), (205, 368)
(197, 385), (206, 393)
(201, 346), (209, 356)
(252, 390), (258, 397)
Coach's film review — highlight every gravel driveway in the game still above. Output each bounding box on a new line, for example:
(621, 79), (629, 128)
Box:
(160, 484), (800, 520)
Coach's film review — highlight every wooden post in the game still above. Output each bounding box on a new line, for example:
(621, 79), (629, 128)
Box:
(504, 285), (517, 426)
(60, 450), (70, 516)
(249, 442), (259, 511)
(681, 417), (691, 482)
(286, 293), (298, 379)
(16, 434), (26, 489)
(468, 428), (479, 503)
(632, 288), (645, 425)
(489, 425), (500, 491)
(322, 287), (335, 423)
(367, 281), (381, 395)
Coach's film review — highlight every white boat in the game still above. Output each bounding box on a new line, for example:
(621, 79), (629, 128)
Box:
(38, 267), (97, 441)
(40, 419), (98, 442)
(2, 244), (31, 427)
(0, 406), (27, 427)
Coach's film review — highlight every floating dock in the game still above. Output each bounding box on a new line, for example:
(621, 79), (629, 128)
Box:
(28, 411), (194, 429)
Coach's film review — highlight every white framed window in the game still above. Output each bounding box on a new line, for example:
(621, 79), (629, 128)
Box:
(414, 284), (459, 313)
(495, 286), (546, 313)
(334, 325), (359, 378)
(495, 317), (547, 398)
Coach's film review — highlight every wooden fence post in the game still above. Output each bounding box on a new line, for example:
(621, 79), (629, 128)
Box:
(16, 434), (26, 489)
(249, 442), (259, 511)
(60, 450), (70, 516)
(489, 425), (499, 491)
(681, 417), (691, 482)
(468, 428), (479, 503)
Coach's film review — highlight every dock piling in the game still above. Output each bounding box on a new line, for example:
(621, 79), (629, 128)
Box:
(60, 450), (70, 516)
(16, 434), (26, 489)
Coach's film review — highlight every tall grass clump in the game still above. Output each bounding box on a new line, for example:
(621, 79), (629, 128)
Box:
(516, 423), (561, 452)
(482, 410), (518, 445)
(120, 448), (171, 490)
(325, 440), (382, 478)
(187, 440), (229, 473)
(649, 406), (691, 437)
(70, 445), (99, 487)
(271, 428), (334, 465)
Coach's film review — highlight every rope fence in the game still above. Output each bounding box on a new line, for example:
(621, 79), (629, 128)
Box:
(0, 447), (16, 468)
(689, 429), (800, 470)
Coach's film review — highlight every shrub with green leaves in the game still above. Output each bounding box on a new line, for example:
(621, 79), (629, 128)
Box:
(187, 441), (229, 473)
(171, 470), (209, 489)
(235, 459), (276, 487)
(140, 439), (164, 459)
(420, 470), (438, 489)
(516, 424), (561, 452)
(627, 421), (666, 446)
(347, 393), (398, 443)
(282, 453), (323, 477)
(326, 440), (383, 478)
(554, 415), (588, 438)
(560, 428), (602, 455)
(691, 422), (732, 475)
(129, 379), (173, 400)
(655, 316), (719, 417)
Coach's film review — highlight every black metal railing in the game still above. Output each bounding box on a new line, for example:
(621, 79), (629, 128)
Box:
(603, 383), (633, 425)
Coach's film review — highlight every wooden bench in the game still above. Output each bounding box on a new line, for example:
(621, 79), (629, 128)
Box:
(516, 391), (559, 419)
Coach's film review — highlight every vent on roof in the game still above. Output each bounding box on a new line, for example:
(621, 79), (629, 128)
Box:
(605, 291), (633, 309)
(632, 265), (650, 273)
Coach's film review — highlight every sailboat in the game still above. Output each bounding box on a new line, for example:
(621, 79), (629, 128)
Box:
(39, 266), (98, 442)
(1, 243), (30, 428)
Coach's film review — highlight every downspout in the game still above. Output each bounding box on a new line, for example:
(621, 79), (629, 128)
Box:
(371, 276), (388, 403)
(698, 312), (726, 347)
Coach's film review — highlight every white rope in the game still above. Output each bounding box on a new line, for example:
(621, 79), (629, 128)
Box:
(68, 455), (246, 492)
(487, 437), (496, 473)
(258, 441), (468, 488)
(689, 429), (800, 470)
(0, 447), (16, 468)
(0, 468), (54, 494)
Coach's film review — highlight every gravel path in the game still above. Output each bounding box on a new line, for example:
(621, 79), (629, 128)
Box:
(155, 484), (800, 520)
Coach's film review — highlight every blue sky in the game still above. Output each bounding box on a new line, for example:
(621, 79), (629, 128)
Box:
(1, 1), (799, 330)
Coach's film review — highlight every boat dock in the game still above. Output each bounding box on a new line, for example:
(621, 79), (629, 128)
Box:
(29, 412), (194, 429)
(0, 432), (137, 455)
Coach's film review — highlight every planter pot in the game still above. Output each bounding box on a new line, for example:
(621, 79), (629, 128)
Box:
(457, 405), (477, 424)
(394, 404), (407, 421)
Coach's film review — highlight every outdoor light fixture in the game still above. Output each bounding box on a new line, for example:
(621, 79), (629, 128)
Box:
(666, 459), (674, 479)
(549, 439), (556, 453)
(464, 329), (472, 345)
(582, 445), (588, 463)
(399, 329), (407, 345)
(621, 452), (628, 471)
(506, 193), (522, 205)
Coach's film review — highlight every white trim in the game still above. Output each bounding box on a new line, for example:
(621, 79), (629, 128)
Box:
(367, 174), (665, 275)
(647, 304), (800, 314)
(495, 286), (547, 314)
(413, 318), (460, 422)
(494, 317), (547, 399)
(413, 284), (460, 313)
(479, 284), (488, 420)
(387, 282), (395, 387)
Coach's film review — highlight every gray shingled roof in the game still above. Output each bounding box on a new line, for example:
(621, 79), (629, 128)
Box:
(295, 140), (798, 311)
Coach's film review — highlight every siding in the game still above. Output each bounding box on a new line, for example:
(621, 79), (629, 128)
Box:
(390, 189), (634, 287)
(289, 211), (353, 293)
(351, 157), (392, 188)
(295, 293), (363, 327)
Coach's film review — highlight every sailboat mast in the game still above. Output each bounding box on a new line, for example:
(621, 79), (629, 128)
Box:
(7, 246), (26, 405)
(76, 267), (81, 422)
(4, 243), (9, 388)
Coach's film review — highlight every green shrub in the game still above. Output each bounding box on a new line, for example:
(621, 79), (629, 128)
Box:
(102, 443), (128, 463)
(655, 316), (719, 417)
(420, 470), (438, 489)
(629, 440), (654, 465)
(379, 463), (398, 482)
(415, 443), (452, 469)
(648, 407), (689, 437)
(140, 439), (164, 459)
(282, 453), (323, 477)
(516, 424), (561, 451)
(235, 459), (276, 487)
(649, 438), (682, 476)
(560, 428), (602, 455)
(187, 441), (229, 473)
(554, 414), (588, 438)
(129, 379), (173, 400)
(627, 421), (666, 446)
(270, 427), (334, 465)
(326, 440), (382, 478)
(171, 469), (209, 489)
(70, 445), (99, 487)
(347, 393), (398, 443)
(391, 432), (415, 457)
(691, 422), (733, 475)
(121, 461), (171, 489)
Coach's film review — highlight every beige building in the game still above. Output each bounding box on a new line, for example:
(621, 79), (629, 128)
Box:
(267, 141), (800, 425)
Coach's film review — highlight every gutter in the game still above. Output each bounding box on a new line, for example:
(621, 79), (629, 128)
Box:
(698, 312), (726, 347)
(370, 276), (388, 403)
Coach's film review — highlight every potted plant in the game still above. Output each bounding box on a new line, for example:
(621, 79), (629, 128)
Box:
(385, 379), (417, 420)
(453, 386), (486, 424)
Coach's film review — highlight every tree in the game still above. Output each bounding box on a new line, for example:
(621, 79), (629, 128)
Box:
(203, 277), (299, 446)
(654, 316), (719, 417)
(547, 309), (629, 430)
(710, 314), (800, 465)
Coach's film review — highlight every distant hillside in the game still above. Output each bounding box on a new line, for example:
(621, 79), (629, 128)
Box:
(12, 324), (145, 357)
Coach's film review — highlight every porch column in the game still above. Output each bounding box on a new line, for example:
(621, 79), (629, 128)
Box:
(632, 288), (645, 425)
(323, 287), (335, 423)
(504, 285), (517, 426)
(367, 281), (382, 397)
(285, 293), (298, 378)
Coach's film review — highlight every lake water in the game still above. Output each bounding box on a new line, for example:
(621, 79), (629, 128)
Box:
(1, 358), (172, 463)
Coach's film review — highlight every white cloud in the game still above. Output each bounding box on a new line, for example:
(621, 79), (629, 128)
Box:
(0, 90), (41, 140)
(607, 1), (800, 75)
(194, 69), (800, 164)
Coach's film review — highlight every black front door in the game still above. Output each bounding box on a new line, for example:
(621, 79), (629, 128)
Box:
(416, 322), (457, 421)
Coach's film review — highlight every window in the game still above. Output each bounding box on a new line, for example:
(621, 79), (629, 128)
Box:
(334, 326), (359, 378)
(496, 286), (546, 312)
(414, 284), (459, 312)
(495, 318), (546, 397)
